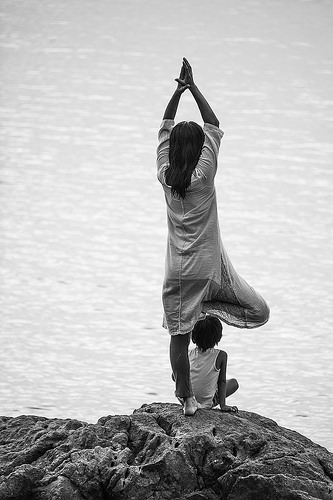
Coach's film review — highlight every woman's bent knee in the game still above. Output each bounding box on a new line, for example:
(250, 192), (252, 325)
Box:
(251, 299), (270, 326)
(260, 301), (270, 324)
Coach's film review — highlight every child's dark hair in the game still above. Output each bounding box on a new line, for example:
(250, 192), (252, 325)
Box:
(192, 315), (222, 351)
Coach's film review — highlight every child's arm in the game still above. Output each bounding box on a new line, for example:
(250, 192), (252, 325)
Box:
(216, 351), (238, 413)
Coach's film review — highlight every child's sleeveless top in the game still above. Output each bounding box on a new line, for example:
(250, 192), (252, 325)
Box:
(189, 347), (220, 409)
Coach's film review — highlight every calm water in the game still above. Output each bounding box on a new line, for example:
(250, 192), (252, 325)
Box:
(1, 0), (332, 451)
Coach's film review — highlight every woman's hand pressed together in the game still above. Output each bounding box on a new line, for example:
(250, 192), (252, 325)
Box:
(182, 57), (195, 87)
(175, 60), (191, 94)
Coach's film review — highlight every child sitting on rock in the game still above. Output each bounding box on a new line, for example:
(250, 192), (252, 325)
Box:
(188, 315), (239, 412)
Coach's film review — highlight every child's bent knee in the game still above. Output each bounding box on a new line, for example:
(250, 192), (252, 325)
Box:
(231, 378), (239, 391)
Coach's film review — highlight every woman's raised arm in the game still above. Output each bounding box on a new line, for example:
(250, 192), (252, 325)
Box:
(163, 62), (190, 120)
(183, 58), (219, 127)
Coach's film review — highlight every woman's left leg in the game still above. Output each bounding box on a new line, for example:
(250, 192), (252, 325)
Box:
(203, 272), (270, 329)
(203, 251), (270, 329)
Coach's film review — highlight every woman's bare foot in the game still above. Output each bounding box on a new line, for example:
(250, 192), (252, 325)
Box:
(183, 396), (202, 416)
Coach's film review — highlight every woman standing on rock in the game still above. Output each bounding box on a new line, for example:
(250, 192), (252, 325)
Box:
(157, 58), (269, 416)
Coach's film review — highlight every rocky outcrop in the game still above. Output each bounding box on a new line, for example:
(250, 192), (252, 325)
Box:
(0, 403), (332, 500)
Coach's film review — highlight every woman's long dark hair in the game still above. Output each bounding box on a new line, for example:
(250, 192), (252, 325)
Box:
(165, 121), (205, 199)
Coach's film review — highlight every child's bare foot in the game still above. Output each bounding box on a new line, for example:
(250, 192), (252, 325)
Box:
(183, 396), (202, 416)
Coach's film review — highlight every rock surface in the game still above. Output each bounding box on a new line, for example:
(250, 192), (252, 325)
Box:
(0, 403), (332, 500)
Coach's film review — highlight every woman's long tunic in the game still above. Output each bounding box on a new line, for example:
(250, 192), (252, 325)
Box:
(157, 119), (269, 335)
